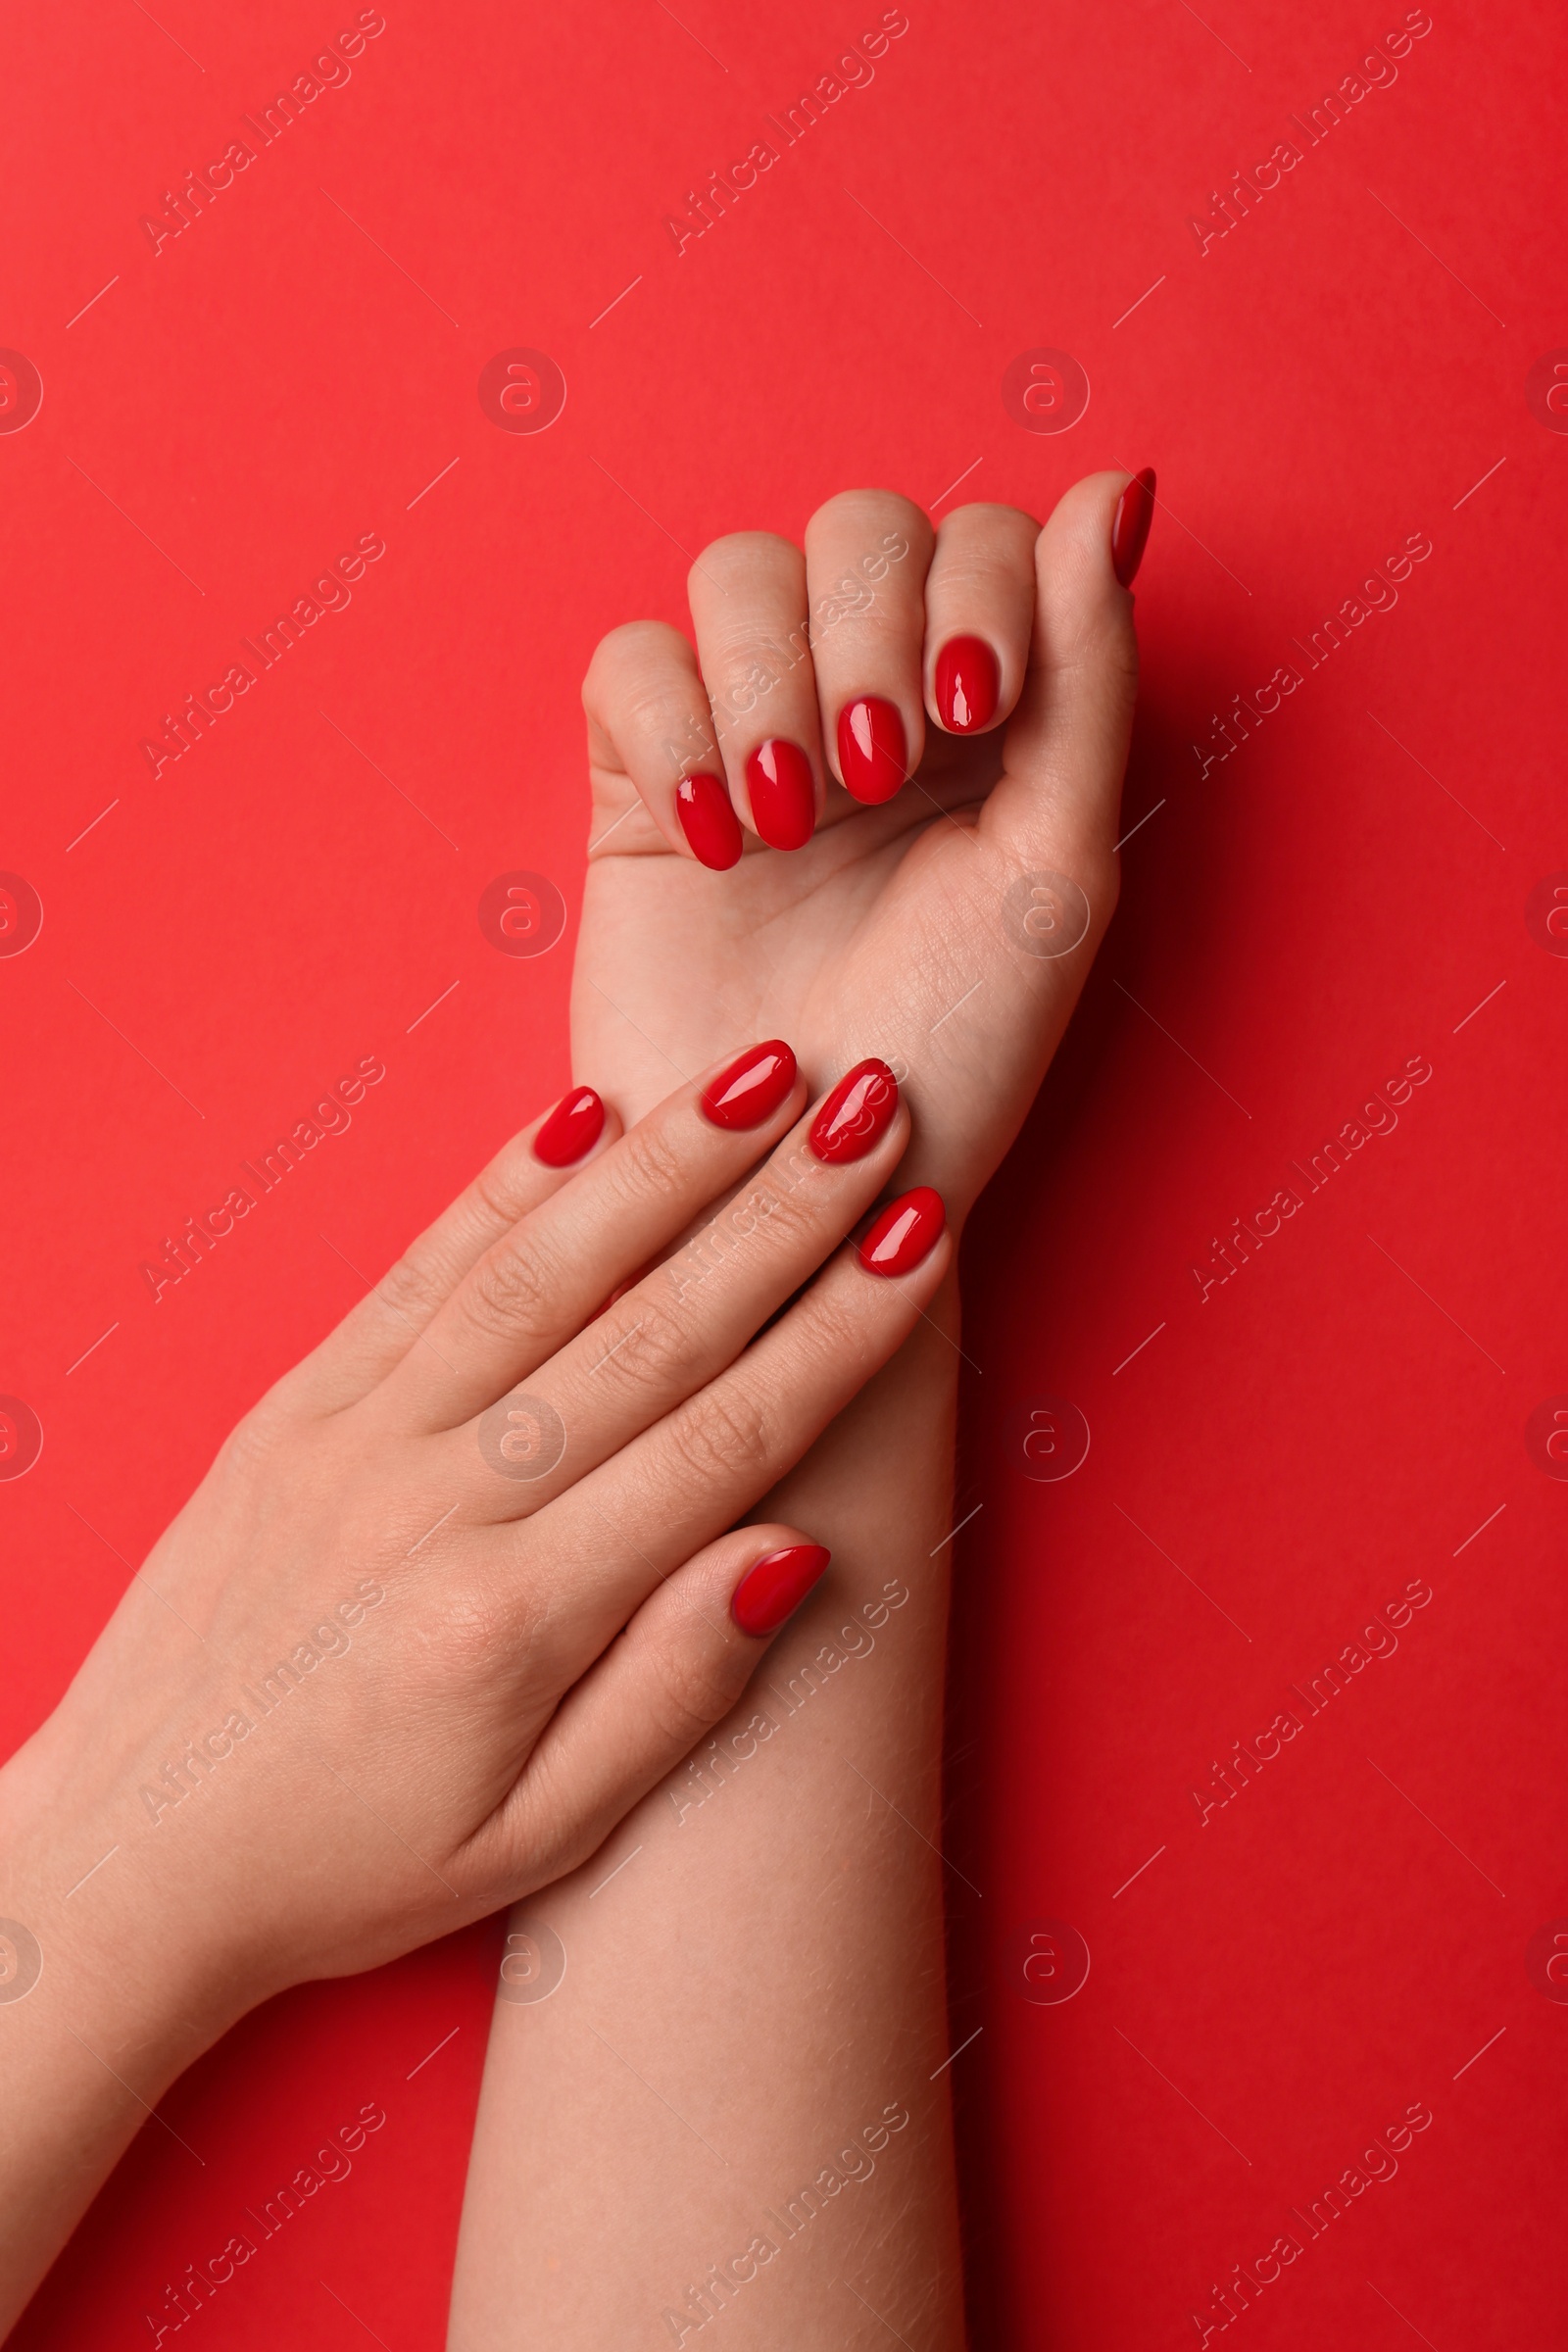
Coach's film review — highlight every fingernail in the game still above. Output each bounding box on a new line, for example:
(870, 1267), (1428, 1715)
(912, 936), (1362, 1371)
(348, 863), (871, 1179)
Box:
(675, 773), (744, 870)
(934, 636), (1000, 733)
(1111, 466), (1156, 588)
(809, 1058), (899, 1163)
(858, 1185), (946, 1276)
(746, 739), (816, 851)
(731, 1543), (831, 1636)
(700, 1040), (798, 1130)
(836, 697), (906, 805)
(532, 1086), (605, 1167)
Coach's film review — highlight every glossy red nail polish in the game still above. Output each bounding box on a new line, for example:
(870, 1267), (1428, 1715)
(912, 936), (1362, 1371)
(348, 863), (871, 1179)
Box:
(1111, 467), (1156, 588)
(731, 1543), (831, 1636)
(858, 1185), (946, 1276)
(934, 636), (1000, 733)
(836, 697), (906, 805)
(532, 1086), (605, 1167)
(700, 1039), (798, 1129)
(746, 739), (815, 851)
(675, 773), (744, 870)
(809, 1058), (899, 1163)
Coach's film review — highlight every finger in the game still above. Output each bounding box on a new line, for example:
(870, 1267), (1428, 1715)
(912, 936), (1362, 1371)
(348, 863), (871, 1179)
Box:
(376, 1041), (806, 1432)
(922, 502), (1040, 738)
(685, 533), (825, 853)
(446, 1058), (908, 1515)
(582, 619), (743, 872)
(274, 1086), (618, 1417)
(981, 469), (1143, 891)
(504, 1185), (951, 1656)
(803, 490), (933, 805)
(467, 1524), (831, 1895)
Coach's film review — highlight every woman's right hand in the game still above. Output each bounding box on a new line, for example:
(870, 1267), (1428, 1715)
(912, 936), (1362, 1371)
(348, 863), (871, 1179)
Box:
(0, 1042), (947, 2329)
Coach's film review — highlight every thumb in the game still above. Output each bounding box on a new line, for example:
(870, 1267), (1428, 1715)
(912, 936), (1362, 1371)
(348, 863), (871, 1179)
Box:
(979, 467), (1147, 955)
(480, 1525), (832, 1895)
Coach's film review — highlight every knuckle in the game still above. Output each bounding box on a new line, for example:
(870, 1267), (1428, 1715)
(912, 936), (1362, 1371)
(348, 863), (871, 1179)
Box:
(463, 1231), (560, 1345)
(589, 1298), (692, 1396)
(468, 1144), (540, 1235)
(214, 1400), (284, 1483)
(620, 684), (712, 756)
(689, 531), (801, 598)
(644, 1630), (739, 1750)
(665, 1378), (769, 1486)
(935, 500), (1042, 553)
(433, 1574), (514, 1683)
(807, 487), (928, 549)
(609, 1115), (690, 1209)
(372, 1243), (447, 1334)
(702, 1178), (817, 1280)
(789, 1276), (869, 1371)
(583, 618), (689, 705)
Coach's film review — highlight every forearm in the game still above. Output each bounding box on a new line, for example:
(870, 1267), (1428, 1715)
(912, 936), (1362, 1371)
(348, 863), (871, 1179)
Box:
(450, 1283), (966, 2349)
(0, 1753), (230, 2335)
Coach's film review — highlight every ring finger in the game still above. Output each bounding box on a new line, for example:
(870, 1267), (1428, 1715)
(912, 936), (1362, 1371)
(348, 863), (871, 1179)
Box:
(921, 501), (1039, 738)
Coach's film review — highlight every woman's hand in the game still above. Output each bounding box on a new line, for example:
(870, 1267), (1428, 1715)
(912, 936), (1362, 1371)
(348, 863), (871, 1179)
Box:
(574, 470), (1150, 1220)
(0, 1045), (946, 2331)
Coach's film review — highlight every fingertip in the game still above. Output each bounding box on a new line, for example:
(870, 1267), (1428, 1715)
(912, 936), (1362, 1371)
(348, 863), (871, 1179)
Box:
(698, 1039), (801, 1130)
(836, 697), (910, 803)
(730, 1537), (832, 1638)
(931, 634), (1002, 735)
(857, 1184), (947, 1277)
(675, 773), (745, 869)
(1111, 467), (1156, 588)
(744, 738), (819, 851)
(531, 1086), (612, 1169)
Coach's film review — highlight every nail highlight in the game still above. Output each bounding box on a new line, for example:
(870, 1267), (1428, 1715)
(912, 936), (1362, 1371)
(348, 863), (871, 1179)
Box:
(675, 773), (744, 870)
(934, 636), (1000, 733)
(858, 1185), (946, 1276)
(837, 697), (907, 805)
(532, 1086), (605, 1168)
(731, 1543), (831, 1637)
(746, 739), (816, 851)
(1111, 467), (1156, 588)
(700, 1040), (798, 1130)
(809, 1059), (899, 1163)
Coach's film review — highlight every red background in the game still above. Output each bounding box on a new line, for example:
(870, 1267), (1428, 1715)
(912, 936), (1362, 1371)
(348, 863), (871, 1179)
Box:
(3, 0), (1563, 2342)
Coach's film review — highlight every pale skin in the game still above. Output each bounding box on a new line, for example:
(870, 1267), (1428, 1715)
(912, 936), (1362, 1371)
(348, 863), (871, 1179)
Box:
(0, 1058), (951, 2339)
(449, 472), (1142, 2346)
(0, 470), (1141, 2342)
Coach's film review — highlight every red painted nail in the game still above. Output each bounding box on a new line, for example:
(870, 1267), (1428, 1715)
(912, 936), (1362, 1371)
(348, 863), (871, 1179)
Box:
(532, 1086), (605, 1168)
(746, 739), (815, 851)
(731, 1543), (831, 1637)
(858, 1185), (946, 1276)
(809, 1058), (899, 1163)
(1111, 467), (1156, 588)
(675, 773), (744, 870)
(700, 1040), (798, 1130)
(934, 636), (1000, 733)
(836, 697), (907, 804)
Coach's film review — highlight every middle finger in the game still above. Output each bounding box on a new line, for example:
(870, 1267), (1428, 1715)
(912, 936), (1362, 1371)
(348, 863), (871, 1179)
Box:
(686, 532), (825, 853)
(805, 488), (933, 805)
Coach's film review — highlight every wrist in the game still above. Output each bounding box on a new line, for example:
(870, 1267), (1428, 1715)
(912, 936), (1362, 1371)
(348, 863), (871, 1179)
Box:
(0, 1729), (249, 2074)
(0, 1747), (246, 2333)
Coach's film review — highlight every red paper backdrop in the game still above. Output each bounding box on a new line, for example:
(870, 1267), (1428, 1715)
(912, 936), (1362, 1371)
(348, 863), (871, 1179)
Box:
(3, 0), (1564, 2342)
